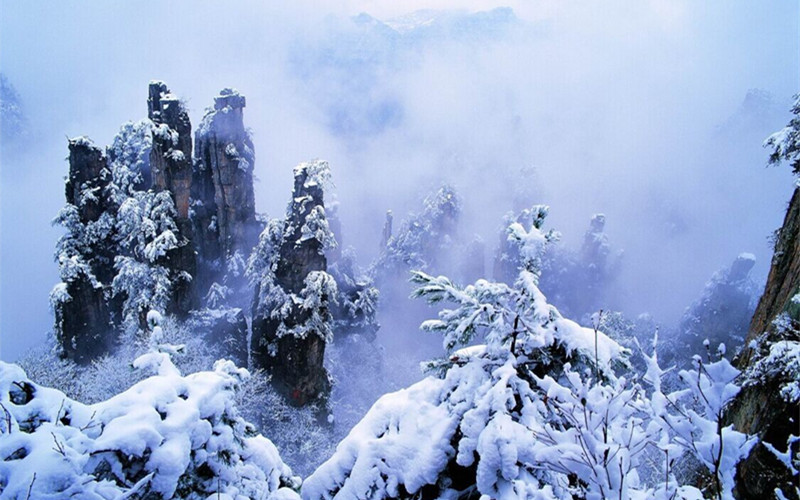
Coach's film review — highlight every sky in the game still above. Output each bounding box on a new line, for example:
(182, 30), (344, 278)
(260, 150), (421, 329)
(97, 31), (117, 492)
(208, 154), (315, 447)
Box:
(0, 0), (798, 361)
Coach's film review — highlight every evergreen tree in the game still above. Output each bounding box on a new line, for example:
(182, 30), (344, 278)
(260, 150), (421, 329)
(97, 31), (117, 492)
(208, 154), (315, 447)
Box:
(306, 207), (753, 500)
(765, 94), (800, 173)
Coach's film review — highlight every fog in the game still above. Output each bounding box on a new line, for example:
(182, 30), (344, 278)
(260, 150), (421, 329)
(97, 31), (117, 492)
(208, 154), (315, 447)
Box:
(1, 0), (797, 361)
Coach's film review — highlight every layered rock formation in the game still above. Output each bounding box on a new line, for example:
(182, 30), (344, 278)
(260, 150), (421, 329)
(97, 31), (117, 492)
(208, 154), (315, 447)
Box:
(52, 138), (116, 363)
(728, 188), (800, 500)
(148, 81), (193, 217)
(727, 99), (800, 499)
(53, 82), (200, 360)
(147, 81), (197, 314)
(251, 161), (336, 406)
(192, 89), (259, 299)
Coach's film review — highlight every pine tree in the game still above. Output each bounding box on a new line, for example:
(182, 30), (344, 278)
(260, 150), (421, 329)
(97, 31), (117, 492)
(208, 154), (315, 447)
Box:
(306, 208), (753, 500)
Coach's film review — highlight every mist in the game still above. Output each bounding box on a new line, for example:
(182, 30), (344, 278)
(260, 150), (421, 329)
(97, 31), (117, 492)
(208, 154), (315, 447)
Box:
(1, 0), (798, 361)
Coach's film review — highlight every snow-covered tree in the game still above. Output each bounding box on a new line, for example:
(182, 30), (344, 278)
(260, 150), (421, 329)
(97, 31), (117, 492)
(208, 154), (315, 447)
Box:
(492, 205), (559, 285)
(305, 209), (754, 500)
(107, 119), (154, 198)
(249, 160), (338, 406)
(112, 186), (187, 332)
(0, 356), (301, 499)
(765, 94), (800, 173)
(329, 248), (380, 341)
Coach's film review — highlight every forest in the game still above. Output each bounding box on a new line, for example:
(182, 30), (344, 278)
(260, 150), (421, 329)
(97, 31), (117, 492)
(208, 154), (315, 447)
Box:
(0, 3), (798, 500)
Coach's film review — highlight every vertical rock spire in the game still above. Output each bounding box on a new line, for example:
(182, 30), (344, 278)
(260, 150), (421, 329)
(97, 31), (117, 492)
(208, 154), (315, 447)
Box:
(146, 81), (196, 313)
(148, 81), (193, 219)
(52, 138), (115, 363)
(192, 88), (259, 298)
(250, 160), (336, 406)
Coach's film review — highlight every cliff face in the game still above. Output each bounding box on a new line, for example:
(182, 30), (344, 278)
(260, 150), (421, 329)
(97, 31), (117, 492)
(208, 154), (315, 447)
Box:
(192, 89), (259, 298)
(55, 138), (116, 363)
(729, 187), (800, 500)
(147, 81), (197, 314)
(251, 161), (334, 406)
(148, 81), (193, 218)
(744, 187), (800, 355)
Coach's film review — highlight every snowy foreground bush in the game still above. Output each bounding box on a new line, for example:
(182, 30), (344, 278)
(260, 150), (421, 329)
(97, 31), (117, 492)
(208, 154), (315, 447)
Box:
(304, 207), (755, 500)
(0, 352), (300, 499)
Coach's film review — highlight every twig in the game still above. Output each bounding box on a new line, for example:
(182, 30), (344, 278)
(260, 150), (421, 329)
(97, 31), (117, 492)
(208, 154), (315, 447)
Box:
(593, 310), (604, 382)
(51, 432), (67, 456)
(510, 315), (520, 355)
(25, 473), (36, 500)
(0, 402), (12, 433)
(55, 399), (66, 426)
(79, 410), (99, 431)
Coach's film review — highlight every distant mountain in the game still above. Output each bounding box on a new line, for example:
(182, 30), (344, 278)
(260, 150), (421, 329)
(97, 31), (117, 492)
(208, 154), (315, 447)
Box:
(716, 88), (786, 140)
(288, 8), (520, 139)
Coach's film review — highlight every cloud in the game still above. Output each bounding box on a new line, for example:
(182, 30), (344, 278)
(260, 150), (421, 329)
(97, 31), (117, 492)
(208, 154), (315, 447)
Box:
(0, 1), (797, 360)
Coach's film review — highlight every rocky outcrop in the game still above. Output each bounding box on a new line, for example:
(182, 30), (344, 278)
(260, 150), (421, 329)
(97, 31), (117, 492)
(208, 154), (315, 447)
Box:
(53, 138), (116, 363)
(743, 187), (800, 359)
(371, 185), (462, 287)
(727, 187), (800, 500)
(537, 213), (622, 319)
(672, 253), (756, 367)
(192, 89), (259, 299)
(147, 81), (196, 314)
(65, 139), (114, 248)
(380, 210), (393, 249)
(148, 81), (193, 217)
(250, 161), (336, 406)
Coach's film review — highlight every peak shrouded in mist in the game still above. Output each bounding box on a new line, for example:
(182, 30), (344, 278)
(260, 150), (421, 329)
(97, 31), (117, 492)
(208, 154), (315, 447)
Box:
(1, 4), (799, 497)
(0, 2), (798, 364)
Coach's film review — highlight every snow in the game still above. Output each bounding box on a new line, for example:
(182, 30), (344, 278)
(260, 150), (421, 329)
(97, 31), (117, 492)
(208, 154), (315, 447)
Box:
(69, 135), (96, 148)
(167, 149), (186, 162)
(745, 338), (800, 403)
(553, 315), (626, 371)
(49, 282), (71, 308)
(276, 271), (338, 342)
(0, 356), (301, 499)
(144, 228), (178, 261)
(294, 160), (332, 191)
(302, 373), (455, 499)
(300, 206), (337, 251)
(307, 326), (749, 499)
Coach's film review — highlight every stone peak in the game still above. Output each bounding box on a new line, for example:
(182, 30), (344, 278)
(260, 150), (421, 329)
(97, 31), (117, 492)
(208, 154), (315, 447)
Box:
(214, 88), (246, 111)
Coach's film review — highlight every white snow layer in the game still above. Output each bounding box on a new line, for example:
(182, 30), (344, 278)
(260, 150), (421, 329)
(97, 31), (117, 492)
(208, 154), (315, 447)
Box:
(0, 357), (300, 499)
